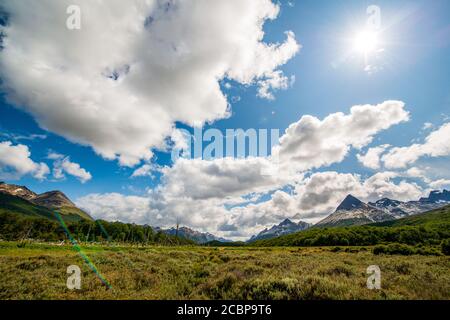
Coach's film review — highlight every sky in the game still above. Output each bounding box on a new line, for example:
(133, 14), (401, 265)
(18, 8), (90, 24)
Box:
(0, 0), (449, 240)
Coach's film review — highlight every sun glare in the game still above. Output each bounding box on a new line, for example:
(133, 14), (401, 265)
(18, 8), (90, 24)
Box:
(353, 30), (379, 54)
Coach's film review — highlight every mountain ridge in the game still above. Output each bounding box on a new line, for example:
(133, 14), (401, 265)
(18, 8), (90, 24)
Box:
(0, 182), (92, 221)
(249, 218), (311, 242)
(316, 189), (450, 227)
(161, 226), (231, 244)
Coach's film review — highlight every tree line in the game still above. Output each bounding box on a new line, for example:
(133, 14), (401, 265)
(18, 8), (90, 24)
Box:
(0, 212), (193, 245)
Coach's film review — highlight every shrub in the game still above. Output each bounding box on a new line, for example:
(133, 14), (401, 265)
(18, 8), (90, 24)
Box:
(441, 239), (450, 255)
(373, 243), (415, 255)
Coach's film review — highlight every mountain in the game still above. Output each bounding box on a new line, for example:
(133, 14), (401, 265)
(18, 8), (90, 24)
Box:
(369, 190), (450, 219)
(0, 182), (37, 200)
(0, 182), (92, 221)
(0, 192), (57, 220)
(335, 194), (364, 211)
(249, 218), (311, 242)
(162, 226), (231, 244)
(316, 195), (394, 227)
(318, 190), (450, 228)
(420, 189), (450, 203)
(249, 204), (450, 247)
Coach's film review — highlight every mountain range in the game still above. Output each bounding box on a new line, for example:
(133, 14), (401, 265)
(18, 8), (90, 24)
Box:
(162, 226), (231, 244)
(247, 189), (450, 240)
(248, 219), (311, 242)
(316, 190), (450, 227)
(1, 181), (449, 243)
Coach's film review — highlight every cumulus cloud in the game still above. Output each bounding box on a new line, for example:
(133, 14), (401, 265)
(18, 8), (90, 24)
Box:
(357, 144), (390, 169)
(77, 193), (154, 224)
(0, 141), (49, 180)
(131, 164), (156, 178)
(0, 0), (300, 166)
(274, 101), (409, 172)
(257, 70), (295, 100)
(77, 169), (426, 240)
(158, 157), (290, 201)
(49, 153), (92, 183)
(382, 122), (450, 169)
(76, 100), (415, 239)
(429, 179), (450, 190)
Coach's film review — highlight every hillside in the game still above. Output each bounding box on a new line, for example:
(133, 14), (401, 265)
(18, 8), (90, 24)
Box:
(0, 182), (92, 221)
(250, 205), (450, 247)
(0, 192), (56, 220)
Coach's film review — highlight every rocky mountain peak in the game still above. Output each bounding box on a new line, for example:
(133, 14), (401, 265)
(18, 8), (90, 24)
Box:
(33, 191), (76, 208)
(370, 198), (402, 207)
(0, 182), (38, 201)
(279, 218), (295, 226)
(420, 189), (450, 203)
(336, 194), (364, 211)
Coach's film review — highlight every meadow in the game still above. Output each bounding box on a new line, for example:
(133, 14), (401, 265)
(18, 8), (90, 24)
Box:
(0, 241), (449, 300)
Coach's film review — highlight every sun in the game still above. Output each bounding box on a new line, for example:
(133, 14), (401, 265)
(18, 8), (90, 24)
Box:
(352, 30), (379, 54)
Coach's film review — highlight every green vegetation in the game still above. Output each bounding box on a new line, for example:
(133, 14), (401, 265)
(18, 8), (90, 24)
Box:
(0, 192), (89, 222)
(373, 243), (441, 256)
(0, 192), (56, 220)
(251, 206), (450, 253)
(442, 239), (450, 256)
(0, 212), (193, 245)
(0, 242), (448, 300)
(0, 203), (449, 300)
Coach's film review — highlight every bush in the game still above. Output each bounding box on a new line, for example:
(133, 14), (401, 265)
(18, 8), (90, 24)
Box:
(441, 239), (450, 255)
(373, 243), (441, 256)
(373, 243), (415, 255)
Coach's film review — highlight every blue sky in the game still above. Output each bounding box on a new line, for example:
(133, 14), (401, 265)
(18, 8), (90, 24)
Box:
(0, 0), (449, 238)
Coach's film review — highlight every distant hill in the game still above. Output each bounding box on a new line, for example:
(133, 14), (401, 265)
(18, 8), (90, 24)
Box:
(162, 226), (231, 244)
(0, 182), (92, 221)
(248, 218), (311, 242)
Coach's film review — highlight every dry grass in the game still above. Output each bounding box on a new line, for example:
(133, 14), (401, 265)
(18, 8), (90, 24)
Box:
(0, 242), (449, 300)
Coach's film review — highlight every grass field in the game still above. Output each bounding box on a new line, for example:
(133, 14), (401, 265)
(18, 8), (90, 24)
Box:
(0, 241), (449, 300)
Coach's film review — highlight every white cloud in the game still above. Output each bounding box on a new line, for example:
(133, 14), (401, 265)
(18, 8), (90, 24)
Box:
(429, 179), (450, 190)
(77, 169), (425, 240)
(49, 153), (92, 183)
(0, 0), (300, 166)
(362, 171), (424, 202)
(77, 193), (154, 224)
(75, 100), (414, 239)
(422, 122), (434, 130)
(257, 70), (295, 100)
(0, 132), (47, 142)
(274, 100), (409, 172)
(382, 122), (450, 169)
(0, 141), (49, 180)
(357, 144), (390, 169)
(158, 157), (289, 201)
(131, 164), (155, 178)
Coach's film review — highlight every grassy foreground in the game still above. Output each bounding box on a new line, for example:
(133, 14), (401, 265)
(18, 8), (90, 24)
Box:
(0, 242), (449, 300)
